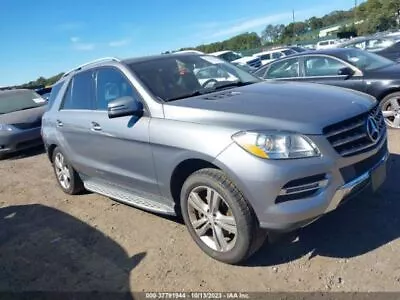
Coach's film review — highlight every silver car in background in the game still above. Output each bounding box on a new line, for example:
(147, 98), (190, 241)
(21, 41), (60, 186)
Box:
(42, 54), (388, 264)
(0, 89), (46, 158)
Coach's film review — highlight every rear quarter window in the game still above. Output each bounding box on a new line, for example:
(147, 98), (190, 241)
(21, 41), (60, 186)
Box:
(46, 82), (63, 111)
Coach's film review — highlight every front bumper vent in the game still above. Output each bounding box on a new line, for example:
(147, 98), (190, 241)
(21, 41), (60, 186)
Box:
(276, 174), (328, 203)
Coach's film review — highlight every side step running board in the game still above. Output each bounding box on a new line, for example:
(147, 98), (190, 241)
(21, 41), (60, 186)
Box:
(84, 179), (176, 216)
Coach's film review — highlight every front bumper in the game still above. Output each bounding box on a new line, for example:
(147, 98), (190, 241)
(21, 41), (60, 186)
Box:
(214, 135), (389, 232)
(0, 128), (43, 155)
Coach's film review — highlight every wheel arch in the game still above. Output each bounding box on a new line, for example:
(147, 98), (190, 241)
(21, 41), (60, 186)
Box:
(46, 144), (58, 163)
(169, 158), (220, 210)
(377, 88), (400, 102)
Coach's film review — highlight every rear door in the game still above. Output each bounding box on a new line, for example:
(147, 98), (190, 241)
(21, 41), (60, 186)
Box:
(298, 55), (366, 92)
(54, 70), (98, 177)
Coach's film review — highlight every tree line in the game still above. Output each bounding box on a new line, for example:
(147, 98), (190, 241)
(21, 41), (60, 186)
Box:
(178, 0), (399, 52)
(4, 73), (64, 90)
(7, 0), (400, 88)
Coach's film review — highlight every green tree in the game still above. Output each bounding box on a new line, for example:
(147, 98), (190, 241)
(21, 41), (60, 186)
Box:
(261, 24), (285, 43)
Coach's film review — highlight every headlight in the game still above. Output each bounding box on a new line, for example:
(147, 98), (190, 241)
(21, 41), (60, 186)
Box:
(0, 124), (13, 132)
(232, 131), (320, 159)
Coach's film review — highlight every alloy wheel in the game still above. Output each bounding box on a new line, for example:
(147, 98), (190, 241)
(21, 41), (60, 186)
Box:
(54, 152), (71, 190)
(187, 186), (237, 252)
(382, 96), (400, 129)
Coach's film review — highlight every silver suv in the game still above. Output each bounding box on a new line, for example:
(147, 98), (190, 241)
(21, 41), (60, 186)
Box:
(42, 54), (388, 264)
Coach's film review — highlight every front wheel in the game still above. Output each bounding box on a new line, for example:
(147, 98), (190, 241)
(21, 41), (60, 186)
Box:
(380, 92), (400, 129)
(180, 168), (267, 264)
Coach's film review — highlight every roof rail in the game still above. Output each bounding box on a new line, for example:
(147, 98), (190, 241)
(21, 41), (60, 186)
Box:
(62, 57), (121, 78)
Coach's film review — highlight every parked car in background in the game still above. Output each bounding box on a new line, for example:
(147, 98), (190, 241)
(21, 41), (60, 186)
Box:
(42, 53), (388, 264)
(254, 48), (400, 128)
(193, 65), (238, 87)
(253, 48), (297, 66)
(210, 50), (262, 69)
(285, 46), (309, 53)
(231, 62), (258, 73)
(316, 39), (339, 50)
(36, 86), (52, 101)
(173, 50), (205, 55)
(0, 89), (47, 158)
(338, 35), (400, 62)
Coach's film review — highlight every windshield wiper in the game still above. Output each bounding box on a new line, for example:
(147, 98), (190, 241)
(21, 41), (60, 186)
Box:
(212, 81), (255, 91)
(166, 90), (206, 102)
(17, 106), (41, 111)
(165, 81), (256, 102)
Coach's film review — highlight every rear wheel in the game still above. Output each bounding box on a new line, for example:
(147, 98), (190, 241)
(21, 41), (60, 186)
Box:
(380, 92), (400, 129)
(52, 147), (84, 195)
(180, 168), (267, 264)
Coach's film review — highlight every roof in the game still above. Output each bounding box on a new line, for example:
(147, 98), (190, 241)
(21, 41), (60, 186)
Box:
(121, 52), (204, 65)
(209, 50), (232, 56)
(253, 48), (289, 55)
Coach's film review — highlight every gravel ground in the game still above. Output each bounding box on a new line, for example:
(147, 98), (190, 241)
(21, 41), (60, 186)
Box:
(0, 130), (399, 294)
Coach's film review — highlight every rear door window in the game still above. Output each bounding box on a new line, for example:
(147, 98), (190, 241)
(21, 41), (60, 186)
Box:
(47, 82), (63, 111)
(259, 54), (271, 60)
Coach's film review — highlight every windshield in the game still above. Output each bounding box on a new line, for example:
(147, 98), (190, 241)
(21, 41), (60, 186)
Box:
(0, 90), (46, 114)
(217, 52), (243, 62)
(128, 55), (260, 102)
(338, 49), (395, 71)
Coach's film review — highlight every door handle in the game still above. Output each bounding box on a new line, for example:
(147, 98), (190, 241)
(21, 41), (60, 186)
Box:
(56, 120), (63, 127)
(91, 121), (102, 131)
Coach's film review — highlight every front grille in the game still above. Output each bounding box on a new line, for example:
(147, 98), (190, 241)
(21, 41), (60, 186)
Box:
(12, 118), (42, 130)
(323, 104), (386, 157)
(247, 58), (261, 68)
(340, 141), (388, 184)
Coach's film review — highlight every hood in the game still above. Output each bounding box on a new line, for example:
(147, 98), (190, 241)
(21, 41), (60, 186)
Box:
(0, 105), (46, 125)
(163, 81), (376, 135)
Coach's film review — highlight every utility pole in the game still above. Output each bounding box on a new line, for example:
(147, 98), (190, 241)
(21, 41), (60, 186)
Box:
(354, 0), (357, 25)
(292, 9), (295, 45)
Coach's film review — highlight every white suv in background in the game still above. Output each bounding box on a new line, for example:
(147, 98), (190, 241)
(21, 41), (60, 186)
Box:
(210, 50), (262, 69)
(316, 39), (339, 50)
(253, 48), (297, 66)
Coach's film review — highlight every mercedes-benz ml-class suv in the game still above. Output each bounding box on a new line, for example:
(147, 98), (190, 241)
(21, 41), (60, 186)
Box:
(42, 53), (388, 264)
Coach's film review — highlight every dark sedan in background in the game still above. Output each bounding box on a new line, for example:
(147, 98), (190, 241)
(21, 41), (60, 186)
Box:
(0, 89), (47, 158)
(254, 48), (400, 129)
(338, 35), (400, 62)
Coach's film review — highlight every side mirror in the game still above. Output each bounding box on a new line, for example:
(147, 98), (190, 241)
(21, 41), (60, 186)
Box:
(107, 96), (143, 119)
(338, 67), (355, 78)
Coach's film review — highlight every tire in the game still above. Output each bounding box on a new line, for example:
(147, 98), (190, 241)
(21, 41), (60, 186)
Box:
(380, 92), (400, 129)
(52, 147), (84, 195)
(180, 168), (267, 265)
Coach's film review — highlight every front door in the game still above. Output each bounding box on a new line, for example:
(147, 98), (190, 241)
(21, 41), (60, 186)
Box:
(86, 66), (160, 197)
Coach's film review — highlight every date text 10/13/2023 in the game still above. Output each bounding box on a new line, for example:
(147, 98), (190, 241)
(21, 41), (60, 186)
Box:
(145, 292), (250, 299)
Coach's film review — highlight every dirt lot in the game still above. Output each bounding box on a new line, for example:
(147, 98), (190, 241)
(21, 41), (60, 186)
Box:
(0, 130), (400, 294)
